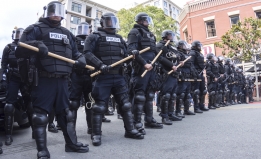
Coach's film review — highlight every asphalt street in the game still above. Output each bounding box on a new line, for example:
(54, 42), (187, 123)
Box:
(0, 103), (261, 159)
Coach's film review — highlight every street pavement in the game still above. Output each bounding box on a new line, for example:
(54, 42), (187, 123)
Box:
(0, 103), (261, 159)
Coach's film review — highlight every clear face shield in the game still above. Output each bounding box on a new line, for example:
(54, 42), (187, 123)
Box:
(44, 3), (65, 18)
(13, 28), (24, 40)
(218, 56), (224, 62)
(213, 56), (218, 62)
(102, 16), (120, 29)
(182, 41), (190, 52)
(141, 16), (154, 27)
(76, 24), (90, 36)
(167, 32), (178, 42)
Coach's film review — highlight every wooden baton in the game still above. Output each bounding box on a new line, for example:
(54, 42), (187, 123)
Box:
(90, 47), (150, 77)
(18, 42), (95, 70)
(141, 40), (170, 78)
(167, 56), (192, 75)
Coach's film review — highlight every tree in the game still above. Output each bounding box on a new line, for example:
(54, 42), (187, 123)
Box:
(117, 5), (177, 41)
(214, 17), (261, 61)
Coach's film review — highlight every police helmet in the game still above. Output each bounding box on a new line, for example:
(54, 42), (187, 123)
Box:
(191, 40), (203, 51)
(218, 56), (224, 63)
(135, 12), (154, 26)
(76, 22), (91, 36)
(43, 1), (65, 19)
(12, 27), (24, 40)
(177, 40), (190, 52)
(225, 58), (232, 65)
(161, 30), (177, 42)
(100, 13), (120, 29)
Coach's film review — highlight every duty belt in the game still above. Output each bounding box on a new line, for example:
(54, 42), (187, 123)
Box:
(39, 71), (69, 78)
(73, 67), (92, 75)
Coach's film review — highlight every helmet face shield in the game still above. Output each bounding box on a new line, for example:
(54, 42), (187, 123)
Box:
(45, 3), (65, 18)
(76, 23), (90, 36)
(141, 16), (154, 26)
(167, 32), (177, 42)
(213, 56), (218, 62)
(102, 16), (120, 29)
(182, 41), (190, 51)
(13, 28), (24, 40)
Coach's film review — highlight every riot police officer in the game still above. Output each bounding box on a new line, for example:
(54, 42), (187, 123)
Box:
(236, 67), (245, 104)
(127, 12), (163, 134)
(206, 53), (219, 109)
(15, 1), (89, 158)
(176, 40), (196, 116)
(84, 12), (144, 146)
(69, 22), (94, 135)
(156, 30), (182, 125)
(224, 58), (234, 105)
(1, 27), (33, 145)
(216, 56), (226, 107)
(189, 41), (209, 112)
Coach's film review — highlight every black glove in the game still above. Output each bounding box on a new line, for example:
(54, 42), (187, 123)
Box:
(130, 50), (140, 58)
(75, 55), (87, 69)
(161, 46), (168, 53)
(0, 80), (7, 90)
(35, 41), (48, 57)
(100, 64), (111, 73)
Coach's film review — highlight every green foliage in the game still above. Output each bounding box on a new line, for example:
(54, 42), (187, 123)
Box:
(117, 5), (177, 41)
(214, 17), (261, 61)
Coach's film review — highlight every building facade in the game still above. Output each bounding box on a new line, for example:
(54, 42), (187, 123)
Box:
(59, 0), (117, 35)
(132, 0), (182, 37)
(179, 0), (261, 59)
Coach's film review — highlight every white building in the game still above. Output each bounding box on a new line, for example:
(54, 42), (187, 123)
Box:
(138, 0), (182, 37)
(59, 0), (117, 34)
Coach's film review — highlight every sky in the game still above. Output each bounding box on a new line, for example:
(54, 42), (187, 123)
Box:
(0, 0), (188, 56)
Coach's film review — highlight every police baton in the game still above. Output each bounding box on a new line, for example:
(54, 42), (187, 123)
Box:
(141, 40), (170, 78)
(90, 47), (150, 77)
(18, 42), (95, 70)
(167, 56), (192, 75)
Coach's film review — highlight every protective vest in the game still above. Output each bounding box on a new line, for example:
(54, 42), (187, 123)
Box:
(137, 28), (156, 53)
(35, 22), (73, 74)
(7, 43), (18, 68)
(76, 36), (85, 53)
(217, 62), (225, 74)
(93, 31), (125, 71)
(191, 50), (205, 70)
(178, 50), (192, 74)
(208, 62), (219, 77)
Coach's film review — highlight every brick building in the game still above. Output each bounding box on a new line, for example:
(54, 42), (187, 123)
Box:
(179, 0), (261, 58)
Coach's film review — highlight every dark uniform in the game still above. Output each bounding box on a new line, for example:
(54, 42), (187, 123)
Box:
(69, 22), (93, 135)
(206, 53), (219, 109)
(156, 30), (182, 125)
(224, 59), (234, 105)
(175, 40), (196, 116)
(15, 1), (89, 158)
(1, 28), (33, 145)
(216, 56), (226, 107)
(127, 12), (163, 134)
(84, 13), (144, 146)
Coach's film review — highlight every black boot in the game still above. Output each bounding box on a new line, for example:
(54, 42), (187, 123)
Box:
(56, 108), (89, 152)
(4, 103), (15, 146)
(32, 108), (50, 159)
(85, 105), (92, 135)
(0, 142), (2, 154)
(176, 94), (185, 118)
(117, 114), (123, 119)
(91, 113), (102, 146)
(199, 92), (209, 111)
(133, 92), (146, 134)
(194, 109), (203, 113)
(162, 118), (172, 125)
(192, 90), (202, 113)
(48, 123), (58, 133)
(168, 93), (182, 121)
(184, 99), (195, 115)
(102, 115), (111, 123)
(175, 112), (185, 118)
(160, 94), (174, 124)
(145, 118), (163, 128)
(208, 92), (216, 109)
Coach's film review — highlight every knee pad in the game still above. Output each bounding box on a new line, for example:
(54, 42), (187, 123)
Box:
(92, 101), (106, 114)
(179, 93), (185, 100)
(69, 100), (80, 110)
(122, 102), (132, 112)
(234, 94), (237, 97)
(134, 91), (146, 103)
(202, 90), (207, 95)
(210, 91), (215, 96)
(171, 93), (177, 100)
(219, 90), (223, 94)
(162, 93), (171, 100)
(4, 103), (15, 115)
(146, 91), (155, 101)
(32, 107), (48, 126)
(194, 89), (200, 95)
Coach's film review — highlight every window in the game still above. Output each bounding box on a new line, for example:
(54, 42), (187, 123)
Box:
(96, 10), (103, 19)
(154, 1), (159, 6)
(71, 2), (81, 13)
(256, 11), (261, 19)
(70, 15), (81, 24)
(183, 29), (188, 42)
(205, 20), (216, 37)
(173, 7), (176, 12)
(230, 15), (239, 27)
(177, 10), (180, 15)
(70, 28), (76, 35)
(164, 9), (168, 15)
(173, 14), (176, 19)
(164, 1), (167, 7)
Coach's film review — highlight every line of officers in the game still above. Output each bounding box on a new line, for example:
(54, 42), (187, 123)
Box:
(0, 1), (255, 158)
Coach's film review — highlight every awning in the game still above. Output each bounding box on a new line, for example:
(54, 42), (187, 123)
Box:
(245, 64), (261, 72)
